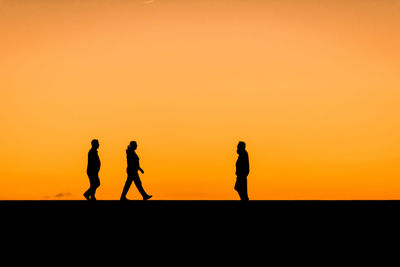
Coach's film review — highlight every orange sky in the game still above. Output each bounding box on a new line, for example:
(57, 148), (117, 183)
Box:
(1, 0), (400, 200)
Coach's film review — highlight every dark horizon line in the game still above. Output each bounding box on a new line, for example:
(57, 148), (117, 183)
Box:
(1, 199), (400, 202)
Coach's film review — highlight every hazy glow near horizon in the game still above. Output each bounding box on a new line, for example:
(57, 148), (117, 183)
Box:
(1, 0), (400, 200)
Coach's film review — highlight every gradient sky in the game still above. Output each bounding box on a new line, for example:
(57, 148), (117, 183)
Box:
(1, 0), (400, 200)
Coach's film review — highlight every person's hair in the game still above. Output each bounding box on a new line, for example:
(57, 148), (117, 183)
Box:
(238, 141), (246, 150)
(129, 141), (137, 149)
(91, 139), (99, 147)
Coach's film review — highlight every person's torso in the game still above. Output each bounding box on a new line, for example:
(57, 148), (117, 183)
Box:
(87, 149), (100, 173)
(236, 151), (249, 176)
(126, 149), (139, 173)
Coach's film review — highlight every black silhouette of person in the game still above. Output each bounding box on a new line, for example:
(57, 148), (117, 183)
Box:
(235, 141), (249, 201)
(84, 139), (101, 201)
(121, 141), (152, 201)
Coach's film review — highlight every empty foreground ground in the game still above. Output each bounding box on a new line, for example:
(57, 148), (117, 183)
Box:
(1, 200), (399, 251)
(1, 200), (399, 260)
(2, 200), (399, 228)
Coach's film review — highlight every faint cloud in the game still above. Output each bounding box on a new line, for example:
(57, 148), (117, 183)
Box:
(55, 192), (72, 198)
(143, 0), (155, 4)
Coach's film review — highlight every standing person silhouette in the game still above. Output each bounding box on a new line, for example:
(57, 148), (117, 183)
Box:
(84, 139), (101, 201)
(235, 141), (249, 201)
(121, 141), (152, 201)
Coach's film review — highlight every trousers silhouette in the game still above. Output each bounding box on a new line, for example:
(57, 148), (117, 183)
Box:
(121, 173), (150, 200)
(235, 175), (248, 201)
(85, 173), (100, 199)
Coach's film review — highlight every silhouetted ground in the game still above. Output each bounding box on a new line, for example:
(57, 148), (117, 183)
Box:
(2, 200), (398, 259)
(2, 200), (399, 233)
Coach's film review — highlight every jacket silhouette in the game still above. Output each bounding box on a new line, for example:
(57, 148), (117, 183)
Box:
(235, 141), (249, 201)
(127, 146), (140, 174)
(121, 141), (152, 201)
(84, 139), (101, 201)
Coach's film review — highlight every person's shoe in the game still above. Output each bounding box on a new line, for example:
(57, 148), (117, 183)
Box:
(83, 192), (90, 201)
(90, 196), (97, 201)
(143, 195), (152, 201)
(120, 196), (130, 201)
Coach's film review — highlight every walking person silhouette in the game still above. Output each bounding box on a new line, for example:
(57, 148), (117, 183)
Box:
(121, 141), (152, 201)
(235, 141), (249, 201)
(84, 139), (101, 201)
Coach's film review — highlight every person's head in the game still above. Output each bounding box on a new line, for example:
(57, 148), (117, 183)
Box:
(91, 139), (99, 149)
(129, 141), (137, 150)
(237, 141), (246, 154)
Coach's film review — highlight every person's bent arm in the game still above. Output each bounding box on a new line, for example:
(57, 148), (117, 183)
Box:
(139, 166), (144, 174)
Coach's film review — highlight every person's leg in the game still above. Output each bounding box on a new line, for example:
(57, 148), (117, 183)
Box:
(240, 177), (249, 201)
(133, 175), (152, 200)
(84, 175), (95, 200)
(234, 178), (241, 200)
(83, 188), (91, 200)
(121, 176), (133, 200)
(91, 174), (100, 200)
(236, 176), (249, 201)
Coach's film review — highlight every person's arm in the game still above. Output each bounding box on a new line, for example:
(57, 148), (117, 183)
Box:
(138, 160), (144, 174)
(246, 154), (250, 175)
(96, 152), (101, 172)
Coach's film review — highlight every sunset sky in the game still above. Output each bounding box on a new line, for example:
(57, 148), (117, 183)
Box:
(1, 0), (400, 200)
